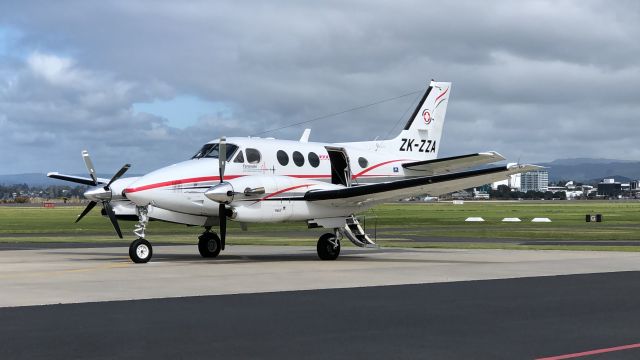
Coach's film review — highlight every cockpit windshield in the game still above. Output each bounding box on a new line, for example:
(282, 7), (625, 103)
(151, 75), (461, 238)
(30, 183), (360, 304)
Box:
(191, 143), (238, 160)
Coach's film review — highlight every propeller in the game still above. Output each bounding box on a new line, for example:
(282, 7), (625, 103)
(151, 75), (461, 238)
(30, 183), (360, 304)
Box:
(64, 150), (130, 238)
(218, 137), (227, 249)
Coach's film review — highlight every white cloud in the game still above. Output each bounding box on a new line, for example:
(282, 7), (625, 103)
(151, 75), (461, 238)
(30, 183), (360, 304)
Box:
(0, 0), (640, 173)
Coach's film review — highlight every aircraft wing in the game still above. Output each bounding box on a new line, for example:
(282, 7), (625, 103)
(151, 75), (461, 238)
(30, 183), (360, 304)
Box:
(402, 152), (505, 175)
(47, 172), (108, 186)
(304, 164), (540, 206)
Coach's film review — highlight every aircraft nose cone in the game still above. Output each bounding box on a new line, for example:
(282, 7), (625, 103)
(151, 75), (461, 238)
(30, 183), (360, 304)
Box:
(205, 182), (234, 204)
(123, 178), (155, 206)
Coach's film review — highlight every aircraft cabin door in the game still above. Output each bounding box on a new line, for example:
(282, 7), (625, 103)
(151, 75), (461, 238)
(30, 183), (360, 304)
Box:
(324, 147), (352, 187)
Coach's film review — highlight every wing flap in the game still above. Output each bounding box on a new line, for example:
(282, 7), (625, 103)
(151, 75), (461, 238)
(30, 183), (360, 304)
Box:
(305, 164), (541, 206)
(402, 151), (505, 175)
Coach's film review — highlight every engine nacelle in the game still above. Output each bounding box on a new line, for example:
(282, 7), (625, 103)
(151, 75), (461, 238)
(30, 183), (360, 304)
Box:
(205, 175), (335, 222)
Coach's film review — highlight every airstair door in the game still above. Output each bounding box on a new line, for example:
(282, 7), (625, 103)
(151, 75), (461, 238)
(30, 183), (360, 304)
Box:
(325, 147), (352, 187)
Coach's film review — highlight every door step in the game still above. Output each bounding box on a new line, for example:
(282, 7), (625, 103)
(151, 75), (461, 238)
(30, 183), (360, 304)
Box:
(339, 215), (377, 248)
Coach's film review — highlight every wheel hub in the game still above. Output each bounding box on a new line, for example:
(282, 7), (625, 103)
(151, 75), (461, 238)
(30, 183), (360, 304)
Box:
(207, 239), (217, 252)
(136, 244), (149, 259)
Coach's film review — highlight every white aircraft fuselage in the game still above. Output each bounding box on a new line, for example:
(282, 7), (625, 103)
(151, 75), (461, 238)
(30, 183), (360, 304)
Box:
(124, 136), (423, 223)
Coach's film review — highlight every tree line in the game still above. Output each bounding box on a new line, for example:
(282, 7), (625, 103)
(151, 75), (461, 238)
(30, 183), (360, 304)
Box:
(0, 184), (88, 203)
(490, 185), (567, 200)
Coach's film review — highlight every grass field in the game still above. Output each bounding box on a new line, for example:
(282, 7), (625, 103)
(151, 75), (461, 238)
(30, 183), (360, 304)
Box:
(1, 201), (640, 251)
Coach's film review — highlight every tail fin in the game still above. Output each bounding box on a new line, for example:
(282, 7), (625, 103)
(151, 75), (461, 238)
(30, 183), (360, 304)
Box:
(392, 80), (450, 159)
(343, 80), (451, 160)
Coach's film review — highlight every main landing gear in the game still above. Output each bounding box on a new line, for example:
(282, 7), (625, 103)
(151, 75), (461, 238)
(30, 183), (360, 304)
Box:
(198, 228), (221, 258)
(317, 232), (341, 260)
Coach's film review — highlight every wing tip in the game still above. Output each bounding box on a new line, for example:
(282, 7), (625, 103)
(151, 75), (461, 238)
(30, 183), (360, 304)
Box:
(478, 151), (506, 161)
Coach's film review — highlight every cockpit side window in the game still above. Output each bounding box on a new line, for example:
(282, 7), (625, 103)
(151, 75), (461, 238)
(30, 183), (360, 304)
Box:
(246, 148), (261, 164)
(233, 150), (245, 163)
(191, 143), (238, 161)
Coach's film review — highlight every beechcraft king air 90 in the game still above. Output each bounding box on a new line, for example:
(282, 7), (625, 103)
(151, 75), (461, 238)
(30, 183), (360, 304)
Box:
(49, 81), (540, 263)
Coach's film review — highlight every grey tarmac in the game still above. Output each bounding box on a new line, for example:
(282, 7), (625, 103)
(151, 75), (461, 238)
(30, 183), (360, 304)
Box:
(3, 244), (640, 307)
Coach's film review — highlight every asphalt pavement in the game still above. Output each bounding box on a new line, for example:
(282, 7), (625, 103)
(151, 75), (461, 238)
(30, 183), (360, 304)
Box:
(2, 272), (640, 359)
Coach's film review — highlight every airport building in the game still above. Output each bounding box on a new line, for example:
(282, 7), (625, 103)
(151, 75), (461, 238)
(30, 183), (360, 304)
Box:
(597, 178), (622, 197)
(521, 170), (549, 192)
(491, 173), (521, 191)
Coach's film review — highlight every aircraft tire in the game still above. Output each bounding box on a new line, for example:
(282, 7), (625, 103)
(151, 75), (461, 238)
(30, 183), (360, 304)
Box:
(198, 232), (222, 258)
(129, 238), (153, 263)
(317, 233), (340, 260)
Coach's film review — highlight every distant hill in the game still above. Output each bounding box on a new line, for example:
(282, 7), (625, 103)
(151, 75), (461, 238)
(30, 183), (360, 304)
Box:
(538, 159), (640, 183)
(0, 173), (143, 187)
(0, 173), (61, 186)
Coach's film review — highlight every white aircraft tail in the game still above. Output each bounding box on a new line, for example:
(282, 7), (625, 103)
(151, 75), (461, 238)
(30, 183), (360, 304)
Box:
(344, 80), (451, 160)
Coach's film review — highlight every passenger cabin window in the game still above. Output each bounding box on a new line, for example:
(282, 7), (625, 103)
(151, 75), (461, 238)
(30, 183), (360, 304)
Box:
(233, 150), (245, 163)
(308, 152), (320, 168)
(293, 151), (304, 167)
(358, 157), (369, 169)
(277, 150), (289, 166)
(191, 143), (238, 161)
(246, 148), (262, 164)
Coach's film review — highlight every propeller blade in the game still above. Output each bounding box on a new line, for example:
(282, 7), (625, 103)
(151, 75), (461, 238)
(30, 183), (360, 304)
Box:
(219, 137), (226, 183)
(75, 201), (97, 223)
(48, 173), (98, 186)
(82, 150), (98, 186)
(105, 164), (131, 189)
(103, 202), (123, 239)
(219, 203), (226, 250)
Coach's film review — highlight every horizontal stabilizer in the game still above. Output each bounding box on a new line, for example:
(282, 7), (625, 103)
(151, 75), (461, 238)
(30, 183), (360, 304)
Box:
(402, 152), (505, 175)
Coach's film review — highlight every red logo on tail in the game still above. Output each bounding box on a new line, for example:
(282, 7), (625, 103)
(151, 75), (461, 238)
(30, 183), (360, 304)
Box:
(422, 109), (432, 125)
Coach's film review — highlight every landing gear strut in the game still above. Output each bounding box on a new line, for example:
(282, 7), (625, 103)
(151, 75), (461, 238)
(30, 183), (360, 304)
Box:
(129, 206), (152, 263)
(317, 231), (341, 260)
(198, 228), (221, 258)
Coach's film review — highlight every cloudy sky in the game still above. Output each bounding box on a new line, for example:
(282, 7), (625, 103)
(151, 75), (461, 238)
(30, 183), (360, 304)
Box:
(0, 0), (639, 175)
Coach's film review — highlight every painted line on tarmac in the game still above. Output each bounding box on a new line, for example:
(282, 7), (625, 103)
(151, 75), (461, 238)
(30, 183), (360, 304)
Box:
(536, 342), (640, 359)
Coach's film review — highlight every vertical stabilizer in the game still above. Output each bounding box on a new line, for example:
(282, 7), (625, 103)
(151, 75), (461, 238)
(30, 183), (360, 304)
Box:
(342, 80), (451, 161)
(393, 80), (450, 159)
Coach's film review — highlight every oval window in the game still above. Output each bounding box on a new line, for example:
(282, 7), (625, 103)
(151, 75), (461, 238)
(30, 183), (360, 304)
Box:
(277, 150), (289, 166)
(308, 152), (320, 168)
(358, 157), (369, 168)
(246, 148), (262, 164)
(293, 151), (305, 167)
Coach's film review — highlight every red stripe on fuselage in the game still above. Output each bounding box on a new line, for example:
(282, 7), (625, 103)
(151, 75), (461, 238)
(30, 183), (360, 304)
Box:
(125, 175), (240, 193)
(124, 159), (410, 194)
(260, 184), (313, 201)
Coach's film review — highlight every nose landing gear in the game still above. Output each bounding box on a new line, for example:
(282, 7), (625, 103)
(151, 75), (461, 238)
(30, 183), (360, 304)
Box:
(129, 206), (152, 263)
